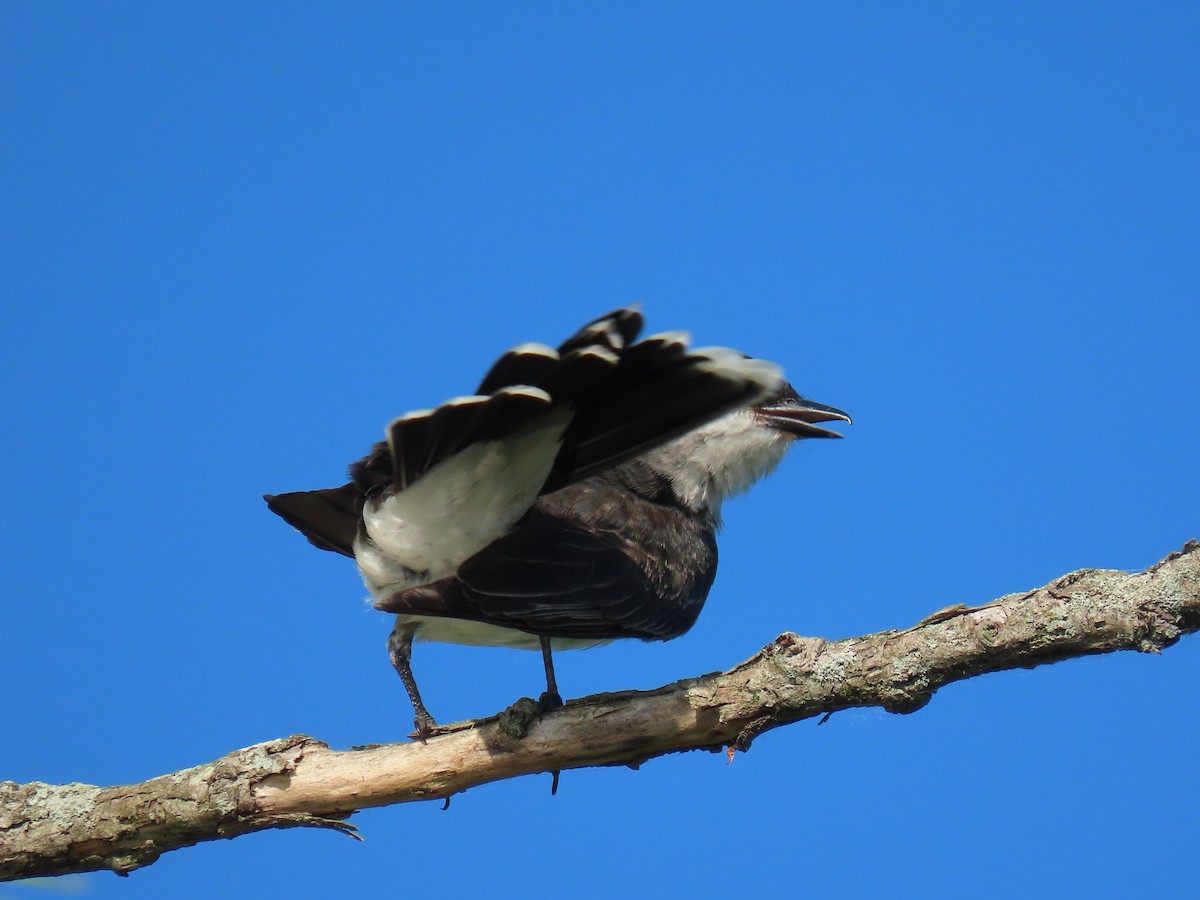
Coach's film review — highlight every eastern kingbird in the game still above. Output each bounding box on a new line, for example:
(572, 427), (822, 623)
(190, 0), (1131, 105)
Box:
(265, 307), (849, 734)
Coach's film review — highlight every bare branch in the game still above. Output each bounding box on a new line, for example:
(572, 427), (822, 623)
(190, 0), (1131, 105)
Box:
(4, 540), (1198, 882)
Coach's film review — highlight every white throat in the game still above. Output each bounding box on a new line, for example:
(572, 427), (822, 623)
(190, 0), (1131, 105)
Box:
(643, 409), (791, 517)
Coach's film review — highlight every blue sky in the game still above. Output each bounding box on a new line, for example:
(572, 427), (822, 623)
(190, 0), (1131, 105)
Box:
(2, 3), (1197, 897)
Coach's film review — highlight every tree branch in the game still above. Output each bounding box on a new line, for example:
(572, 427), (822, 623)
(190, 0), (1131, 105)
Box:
(4, 540), (1198, 882)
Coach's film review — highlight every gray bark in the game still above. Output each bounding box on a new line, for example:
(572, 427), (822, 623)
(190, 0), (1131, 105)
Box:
(3, 540), (1198, 882)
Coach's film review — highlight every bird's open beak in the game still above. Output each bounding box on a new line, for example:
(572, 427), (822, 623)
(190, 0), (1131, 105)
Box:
(754, 398), (852, 439)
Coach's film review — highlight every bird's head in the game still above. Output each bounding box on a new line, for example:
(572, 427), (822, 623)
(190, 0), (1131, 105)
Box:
(645, 381), (850, 516)
(751, 382), (852, 439)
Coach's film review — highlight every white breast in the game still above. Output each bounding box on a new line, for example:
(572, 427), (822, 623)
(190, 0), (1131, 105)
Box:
(643, 409), (791, 515)
(394, 613), (610, 651)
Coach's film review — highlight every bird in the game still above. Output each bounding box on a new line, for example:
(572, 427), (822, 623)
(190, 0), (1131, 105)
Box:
(265, 306), (849, 736)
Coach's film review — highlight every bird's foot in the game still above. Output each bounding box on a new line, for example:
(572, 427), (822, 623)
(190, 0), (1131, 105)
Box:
(411, 709), (439, 742)
(497, 694), (563, 794)
(538, 693), (565, 796)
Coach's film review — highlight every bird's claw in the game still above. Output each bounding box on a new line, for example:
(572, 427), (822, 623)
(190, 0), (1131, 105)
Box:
(411, 710), (439, 742)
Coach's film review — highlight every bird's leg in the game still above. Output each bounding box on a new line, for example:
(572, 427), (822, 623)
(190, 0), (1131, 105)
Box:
(387, 621), (437, 737)
(538, 636), (564, 713)
(538, 636), (563, 796)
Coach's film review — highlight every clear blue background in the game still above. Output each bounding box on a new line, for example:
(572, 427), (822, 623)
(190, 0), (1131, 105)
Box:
(3, 3), (1197, 898)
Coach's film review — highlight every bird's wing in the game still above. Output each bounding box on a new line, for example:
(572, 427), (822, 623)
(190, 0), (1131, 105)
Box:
(265, 305), (780, 561)
(360, 311), (780, 496)
(372, 506), (713, 641)
(553, 305), (644, 356)
(382, 386), (557, 492)
(475, 306), (642, 395)
(363, 313), (642, 494)
(541, 335), (780, 491)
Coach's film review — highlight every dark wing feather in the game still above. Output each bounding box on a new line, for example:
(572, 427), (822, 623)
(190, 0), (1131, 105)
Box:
(475, 344), (559, 396)
(542, 344), (775, 492)
(475, 305), (641, 396)
(386, 387), (553, 490)
(555, 306), (643, 355)
(530, 346), (620, 400)
(373, 489), (717, 642)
